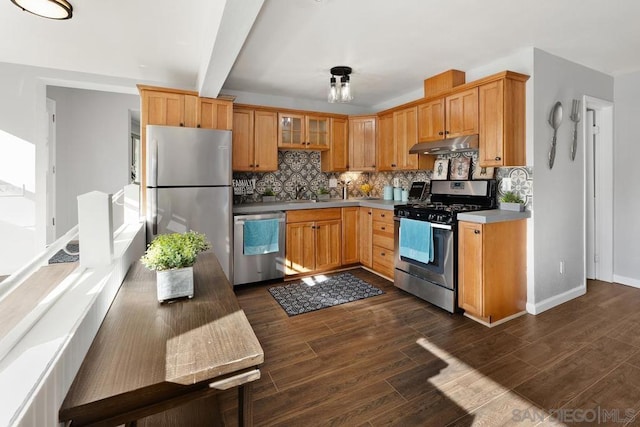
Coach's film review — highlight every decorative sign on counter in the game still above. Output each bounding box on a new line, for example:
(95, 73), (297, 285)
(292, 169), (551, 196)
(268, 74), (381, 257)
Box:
(233, 178), (256, 196)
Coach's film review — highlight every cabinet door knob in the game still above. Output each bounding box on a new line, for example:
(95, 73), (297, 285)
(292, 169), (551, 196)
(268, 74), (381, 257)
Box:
(495, 157), (501, 161)
(438, 131), (444, 136)
(255, 164), (260, 167)
(445, 130), (450, 135)
(197, 124), (201, 128)
(179, 123), (184, 127)
(381, 214), (385, 217)
(380, 252), (385, 256)
(381, 226), (386, 230)
(249, 164), (254, 167)
(391, 163), (396, 167)
(474, 230), (480, 234)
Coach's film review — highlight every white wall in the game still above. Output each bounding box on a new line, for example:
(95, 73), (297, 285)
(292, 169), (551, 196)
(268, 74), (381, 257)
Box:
(532, 49), (613, 303)
(47, 87), (139, 237)
(613, 71), (640, 286)
(0, 60), (166, 275)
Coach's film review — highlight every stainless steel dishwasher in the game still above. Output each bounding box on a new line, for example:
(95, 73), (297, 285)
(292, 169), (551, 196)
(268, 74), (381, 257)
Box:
(233, 211), (286, 285)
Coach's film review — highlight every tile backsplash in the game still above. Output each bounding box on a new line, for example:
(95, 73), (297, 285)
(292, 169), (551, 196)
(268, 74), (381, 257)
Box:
(233, 150), (533, 210)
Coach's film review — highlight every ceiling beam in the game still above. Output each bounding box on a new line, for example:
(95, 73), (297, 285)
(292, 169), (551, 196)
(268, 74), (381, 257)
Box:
(197, 0), (265, 98)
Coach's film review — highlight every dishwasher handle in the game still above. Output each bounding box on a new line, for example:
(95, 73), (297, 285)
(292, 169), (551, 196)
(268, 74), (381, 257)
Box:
(234, 212), (286, 225)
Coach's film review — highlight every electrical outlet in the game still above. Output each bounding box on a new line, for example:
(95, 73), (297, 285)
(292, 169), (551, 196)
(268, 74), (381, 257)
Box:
(329, 178), (338, 188)
(560, 260), (565, 274)
(502, 178), (512, 192)
(393, 178), (400, 187)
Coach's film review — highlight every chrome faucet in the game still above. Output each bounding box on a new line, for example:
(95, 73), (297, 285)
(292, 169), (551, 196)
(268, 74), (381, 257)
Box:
(295, 184), (306, 200)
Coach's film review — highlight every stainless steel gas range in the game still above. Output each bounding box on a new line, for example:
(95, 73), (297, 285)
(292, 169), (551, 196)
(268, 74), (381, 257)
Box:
(393, 180), (497, 313)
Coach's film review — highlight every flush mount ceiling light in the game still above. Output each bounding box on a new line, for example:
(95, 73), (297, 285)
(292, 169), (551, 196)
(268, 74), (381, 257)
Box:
(328, 66), (353, 103)
(10, 0), (73, 20)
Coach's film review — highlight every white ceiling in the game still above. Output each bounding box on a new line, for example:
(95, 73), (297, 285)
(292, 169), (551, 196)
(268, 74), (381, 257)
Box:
(1, 0), (639, 108)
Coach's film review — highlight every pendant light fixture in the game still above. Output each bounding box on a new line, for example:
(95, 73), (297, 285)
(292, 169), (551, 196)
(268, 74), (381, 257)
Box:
(10, 0), (73, 20)
(328, 66), (353, 103)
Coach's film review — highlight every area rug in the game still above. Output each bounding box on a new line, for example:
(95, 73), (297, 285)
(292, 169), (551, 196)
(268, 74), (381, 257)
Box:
(268, 272), (384, 316)
(48, 243), (80, 264)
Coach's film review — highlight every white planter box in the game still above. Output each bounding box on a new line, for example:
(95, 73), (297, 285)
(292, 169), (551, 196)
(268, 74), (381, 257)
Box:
(262, 195), (276, 203)
(157, 266), (194, 302)
(317, 194), (330, 201)
(499, 202), (525, 212)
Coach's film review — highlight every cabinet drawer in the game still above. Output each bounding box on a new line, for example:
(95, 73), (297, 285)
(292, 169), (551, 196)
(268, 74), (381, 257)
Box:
(372, 245), (394, 278)
(287, 208), (341, 223)
(371, 209), (393, 224)
(372, 221), (394, 250)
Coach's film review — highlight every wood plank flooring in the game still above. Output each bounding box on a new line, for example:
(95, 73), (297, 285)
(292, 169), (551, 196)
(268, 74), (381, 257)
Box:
(221, 269), (640, 426)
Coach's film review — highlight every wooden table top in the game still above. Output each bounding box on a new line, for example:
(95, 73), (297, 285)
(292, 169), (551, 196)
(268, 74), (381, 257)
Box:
(60, 253), (263, 424)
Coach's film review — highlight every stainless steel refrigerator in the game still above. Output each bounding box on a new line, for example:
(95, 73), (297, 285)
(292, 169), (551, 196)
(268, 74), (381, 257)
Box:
(145, 125), (233, 282)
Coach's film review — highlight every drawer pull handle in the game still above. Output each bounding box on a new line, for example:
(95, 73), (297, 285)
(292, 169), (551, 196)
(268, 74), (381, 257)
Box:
(381, 227), (386, 230)
(380, 252), (385, 256)
(495, 156), (501, 161)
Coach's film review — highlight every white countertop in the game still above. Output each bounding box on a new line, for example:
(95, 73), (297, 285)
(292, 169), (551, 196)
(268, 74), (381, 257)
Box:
(457, 209), (531, 224)
(233, 198), (400, 214)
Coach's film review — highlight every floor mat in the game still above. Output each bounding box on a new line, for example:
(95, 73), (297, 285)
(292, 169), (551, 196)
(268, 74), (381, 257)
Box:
(48, 243), (80, 264)
(268, 272), (384, 316)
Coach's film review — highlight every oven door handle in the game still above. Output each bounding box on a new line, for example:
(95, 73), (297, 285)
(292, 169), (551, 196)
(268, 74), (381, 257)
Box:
(394, 217), (452, 231)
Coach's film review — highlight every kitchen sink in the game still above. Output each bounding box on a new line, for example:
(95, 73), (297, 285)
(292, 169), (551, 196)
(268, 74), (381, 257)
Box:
(286, 199), (318, 203)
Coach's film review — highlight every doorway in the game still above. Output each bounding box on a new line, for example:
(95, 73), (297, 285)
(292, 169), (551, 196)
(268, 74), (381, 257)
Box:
(584, 96), (613, 282)
(46, 98), (56, 244)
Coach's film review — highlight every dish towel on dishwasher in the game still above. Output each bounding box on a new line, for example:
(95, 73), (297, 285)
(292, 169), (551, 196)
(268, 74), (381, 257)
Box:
(399, 218), (434, 264)
(244, 219), (279, 255)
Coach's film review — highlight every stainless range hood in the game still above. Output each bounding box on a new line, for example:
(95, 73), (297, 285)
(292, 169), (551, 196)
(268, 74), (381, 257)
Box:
(409, 134), (479, 155)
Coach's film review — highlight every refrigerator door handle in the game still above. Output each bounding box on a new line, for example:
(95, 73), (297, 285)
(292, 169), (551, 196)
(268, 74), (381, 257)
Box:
(148, 137), (158, 187)
(151, 187), (158, 235)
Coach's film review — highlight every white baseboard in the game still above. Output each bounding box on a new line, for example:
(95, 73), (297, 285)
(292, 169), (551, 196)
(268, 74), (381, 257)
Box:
(613, 274), (640, 288)
(526, 284), (587, 315)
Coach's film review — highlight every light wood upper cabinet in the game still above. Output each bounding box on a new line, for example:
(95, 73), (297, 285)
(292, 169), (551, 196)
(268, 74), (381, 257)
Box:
(394, 106), (419, 170)
(377, 113), (394, 172)
(198, 98), (232, 130)
(458, 220), (526, 325)
(445, 87), (478, 138)
(377, 107), (418, 171)
(322, 117), (348, 172)
(143, 90), (196, 128)
(349, 115), (377, 171)
(232, 108), (278, 172)
(478, 76), (527, 167)
(417, 87), (478, 141)
(278, 113), (330, 150)
(417, 98), (445, 141)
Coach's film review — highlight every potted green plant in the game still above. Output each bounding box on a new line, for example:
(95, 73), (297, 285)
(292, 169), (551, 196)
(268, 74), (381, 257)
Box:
(140, 231), (211, 302)
(262, 187), (276, 203)
(499, 191), (525, 212)
(317, 187), (330, 201)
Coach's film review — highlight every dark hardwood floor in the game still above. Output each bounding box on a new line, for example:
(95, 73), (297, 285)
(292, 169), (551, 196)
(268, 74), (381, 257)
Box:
(221, 268), (640, 426)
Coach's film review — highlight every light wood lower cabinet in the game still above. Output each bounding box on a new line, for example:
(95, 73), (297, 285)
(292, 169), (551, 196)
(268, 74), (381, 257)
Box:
(285, 209), (342, 275)
(371, 209), (395, 278)
(358, 207), (372, 268)
(458, 220), (526, 324)
(341, 207), (359, 265)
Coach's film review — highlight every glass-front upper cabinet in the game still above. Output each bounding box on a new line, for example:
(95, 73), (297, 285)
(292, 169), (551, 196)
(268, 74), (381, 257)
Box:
(305, 115), (330, 150)
(278, 113), (305, 148)
(277, 112), (330, 150)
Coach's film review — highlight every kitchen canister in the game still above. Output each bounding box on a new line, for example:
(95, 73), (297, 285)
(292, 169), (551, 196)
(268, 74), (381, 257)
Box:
(383, 185), (393, 200)
(393, 187), (402, 201)
(401, 189), (409, 202)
